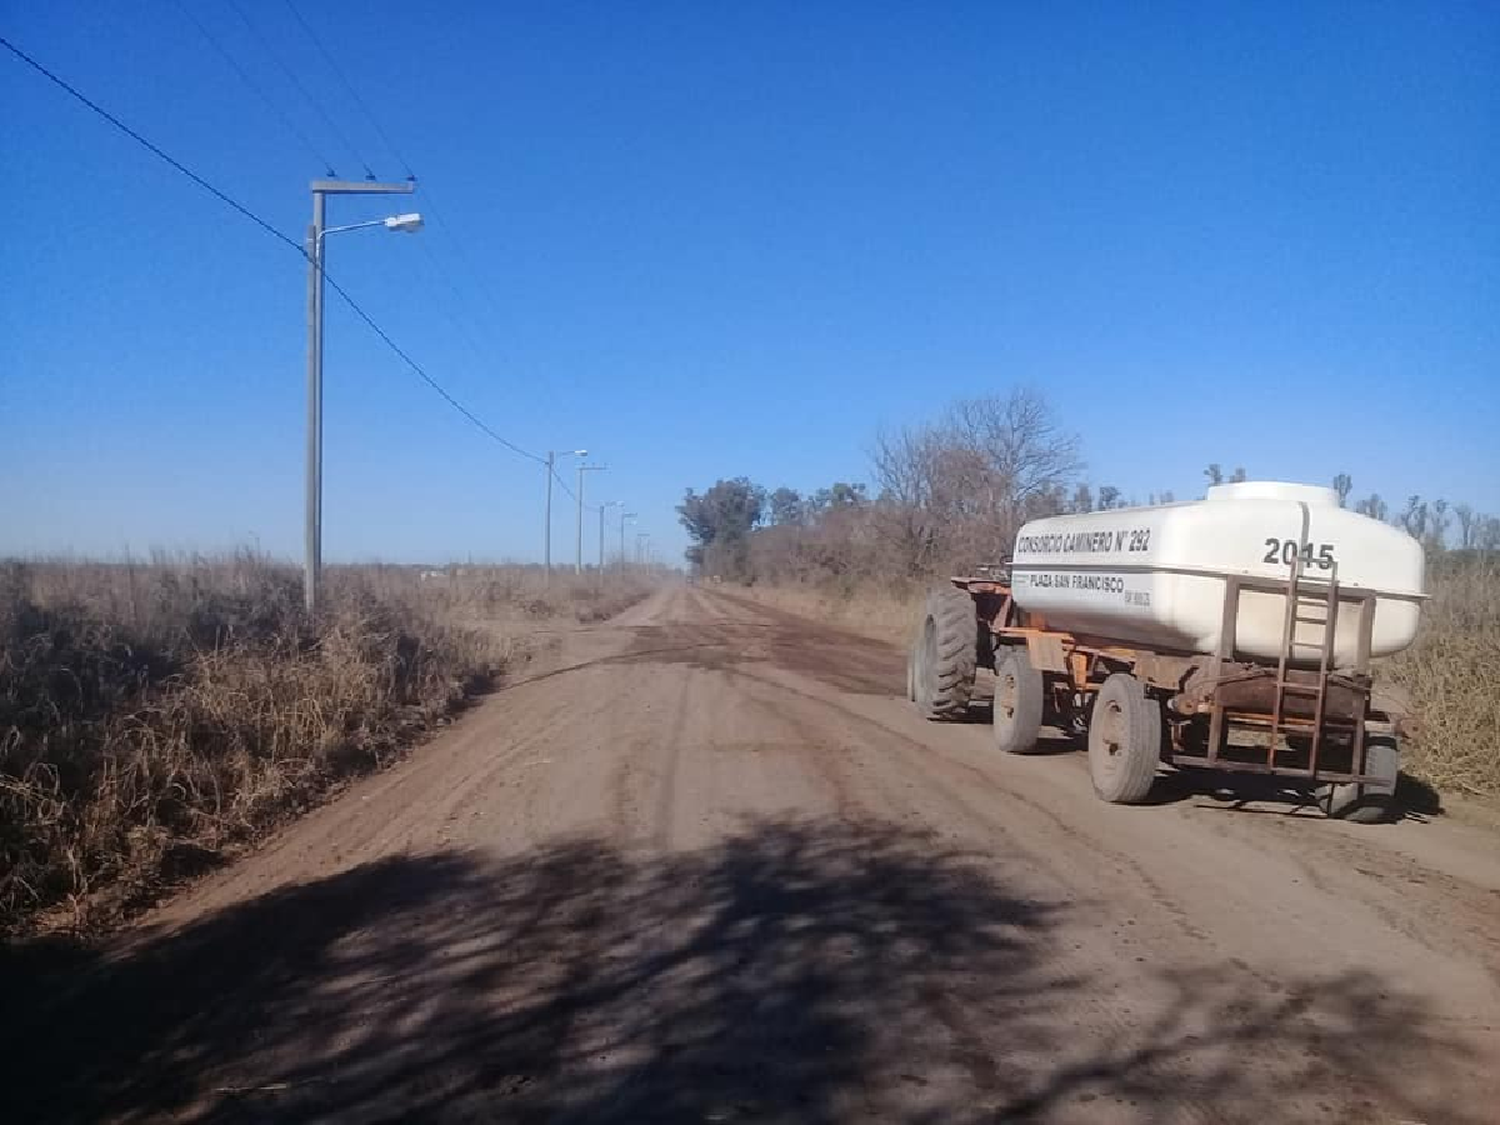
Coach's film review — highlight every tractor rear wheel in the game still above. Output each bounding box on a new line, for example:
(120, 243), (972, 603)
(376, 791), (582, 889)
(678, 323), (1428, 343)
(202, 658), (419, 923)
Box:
(915, 585), (978, 719)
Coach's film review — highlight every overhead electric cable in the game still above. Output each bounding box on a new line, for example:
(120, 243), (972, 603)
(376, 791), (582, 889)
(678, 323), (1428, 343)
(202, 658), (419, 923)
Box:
(222, 0), (377, 178)
(173, 0), (337, 175)
(0, 34), (545, 466)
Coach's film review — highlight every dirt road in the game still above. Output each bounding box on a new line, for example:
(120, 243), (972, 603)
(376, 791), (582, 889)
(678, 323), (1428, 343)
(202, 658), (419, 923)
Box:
(9, 586), (1499, 1123)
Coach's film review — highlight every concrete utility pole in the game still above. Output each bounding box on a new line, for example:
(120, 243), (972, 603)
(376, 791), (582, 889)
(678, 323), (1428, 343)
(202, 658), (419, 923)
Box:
(545, 449), (587, 586)
(576, 464), (606, 574)
(305, 177), (417, 614)
(619, 511), (637, 571)
(598, 501), (621, 588)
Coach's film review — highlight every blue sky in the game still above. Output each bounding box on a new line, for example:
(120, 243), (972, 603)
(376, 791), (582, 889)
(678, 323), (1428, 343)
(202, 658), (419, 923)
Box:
(3, 1), (1496, 564)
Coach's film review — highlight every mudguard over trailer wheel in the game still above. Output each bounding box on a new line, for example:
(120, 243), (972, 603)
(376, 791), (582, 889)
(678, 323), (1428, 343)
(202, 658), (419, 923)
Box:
(993, 647), (1045, 754)
(1088, 673), (1162, 803)
(1320, 735), (1400, 824)
(914, 585), (977, 719)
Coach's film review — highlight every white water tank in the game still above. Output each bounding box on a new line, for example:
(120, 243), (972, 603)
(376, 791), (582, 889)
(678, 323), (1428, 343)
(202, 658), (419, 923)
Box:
(1008, 481), (1425, 666)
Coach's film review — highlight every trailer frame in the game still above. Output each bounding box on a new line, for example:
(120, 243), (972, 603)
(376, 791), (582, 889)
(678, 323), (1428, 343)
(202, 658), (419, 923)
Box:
(949, 565), (1395, 791)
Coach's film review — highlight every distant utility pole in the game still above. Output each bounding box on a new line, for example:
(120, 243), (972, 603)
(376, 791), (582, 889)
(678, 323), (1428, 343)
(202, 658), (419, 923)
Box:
(305, 177), (418, 614)
(598, 501), (621, 588)
(619, 511), (637, 571)
(576, 463), (606, 574)
(544, 448), (587, 586)
(636, 531), (650, 566)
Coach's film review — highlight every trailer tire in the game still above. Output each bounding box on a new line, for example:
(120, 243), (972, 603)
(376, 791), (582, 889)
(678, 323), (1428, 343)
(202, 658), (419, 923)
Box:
(1088, 673), (1161, 804)
(993, 647), (1045, 754)
(916, 585), (977, 719)
(1320, 735), (1400, 824)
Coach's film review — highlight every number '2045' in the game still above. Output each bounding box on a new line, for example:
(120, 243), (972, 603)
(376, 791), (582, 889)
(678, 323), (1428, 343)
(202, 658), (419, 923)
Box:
(1263, 538), (1336, 570)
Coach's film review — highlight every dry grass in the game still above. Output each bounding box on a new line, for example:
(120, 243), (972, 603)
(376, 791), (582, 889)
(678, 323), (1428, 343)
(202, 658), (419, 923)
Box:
(0, 554), (652, 935)
(743, 564), (1500, 801)
(1385, 559), (1500, 798)
(739, 582), (920, 647)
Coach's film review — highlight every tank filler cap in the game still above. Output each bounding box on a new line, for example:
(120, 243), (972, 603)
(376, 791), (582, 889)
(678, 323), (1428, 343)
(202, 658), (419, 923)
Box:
(1206, 481), (1340, 506)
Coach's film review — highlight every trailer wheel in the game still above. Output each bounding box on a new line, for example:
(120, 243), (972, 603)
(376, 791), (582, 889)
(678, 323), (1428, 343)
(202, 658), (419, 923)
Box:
(1320, 735), (1400, 824)
(916, 585), (977, 719)
(1088, 673), (1162, 804)
(993, 647), (1044, 754)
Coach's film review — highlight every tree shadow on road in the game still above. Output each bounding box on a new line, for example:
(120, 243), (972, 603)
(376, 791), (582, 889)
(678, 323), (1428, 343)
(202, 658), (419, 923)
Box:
(1, 818), (1482, 1124)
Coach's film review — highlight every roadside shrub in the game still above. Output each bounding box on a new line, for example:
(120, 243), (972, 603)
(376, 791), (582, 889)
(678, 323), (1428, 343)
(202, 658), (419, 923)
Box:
(1386, 559), (1500, 797)
(0, 556), (652, 934)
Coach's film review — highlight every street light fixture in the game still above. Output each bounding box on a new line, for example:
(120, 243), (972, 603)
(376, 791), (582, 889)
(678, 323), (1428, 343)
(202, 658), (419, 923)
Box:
(305, 176), (419, 615)
(544, 448), (588, 586)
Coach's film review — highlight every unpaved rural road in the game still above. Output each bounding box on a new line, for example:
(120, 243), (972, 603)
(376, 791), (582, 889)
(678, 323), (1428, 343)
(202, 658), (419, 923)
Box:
(10, 586), (1500, 1123)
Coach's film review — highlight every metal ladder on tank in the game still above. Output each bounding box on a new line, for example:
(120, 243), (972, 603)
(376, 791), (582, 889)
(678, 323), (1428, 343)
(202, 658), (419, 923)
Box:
(1268, 547), (1341, 774)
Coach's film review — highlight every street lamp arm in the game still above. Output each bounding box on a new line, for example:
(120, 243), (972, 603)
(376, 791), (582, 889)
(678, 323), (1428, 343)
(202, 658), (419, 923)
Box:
(318, 218), (386, 243)
(318, 213), (424, 248)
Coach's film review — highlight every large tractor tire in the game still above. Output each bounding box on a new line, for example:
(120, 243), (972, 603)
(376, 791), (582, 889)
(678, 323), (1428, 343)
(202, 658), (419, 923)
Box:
(1319, 734), (1400, 824)
(914, 585), (978, 720)
(993, 647), (1045, 754)
(1087, 673), (1162, 804)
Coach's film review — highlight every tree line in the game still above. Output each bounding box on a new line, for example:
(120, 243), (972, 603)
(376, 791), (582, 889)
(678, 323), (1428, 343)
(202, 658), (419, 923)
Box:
(677, 389), (1500, 586)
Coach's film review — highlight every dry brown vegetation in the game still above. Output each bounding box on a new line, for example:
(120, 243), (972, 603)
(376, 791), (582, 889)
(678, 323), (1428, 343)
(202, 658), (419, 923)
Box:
(0, 554), (651, 935)
(1385, 558), (1500, 797)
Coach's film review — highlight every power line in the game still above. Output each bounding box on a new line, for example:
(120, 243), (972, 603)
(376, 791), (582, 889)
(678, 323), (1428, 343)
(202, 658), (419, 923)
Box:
(320, 272), (544, 464)
(551, 466), (579, 504)
(281, 0), (414, 178)
(271, 4), (520, 371)
(221, 0), (376, 179)
(0, 32), (545, 467)
(172, 0), (337, 176)
(0, 34), (303, 255)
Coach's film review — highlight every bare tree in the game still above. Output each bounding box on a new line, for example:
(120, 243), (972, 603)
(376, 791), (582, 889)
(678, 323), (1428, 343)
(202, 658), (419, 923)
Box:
(1428, 499), (1451, 554)
(1356, 493), (1389, 522)
(1332, 473), (1353, 507)
(1480, 516), (1500, 552)
(1455, 503), (1477, 549)
(870, 388), (1082, 571)
(1399, 496), (1429, 540)
(945, 390), (1083, 526)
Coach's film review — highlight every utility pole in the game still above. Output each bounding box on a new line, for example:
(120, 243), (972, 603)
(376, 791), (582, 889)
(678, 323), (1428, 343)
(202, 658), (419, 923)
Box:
(597, 501), (620, 589)
(544, 454), (553, 586)
(544, 449), (586, 587)
(620, 511), (637, 571)
(305, 177), (415, 614)
(576, 463), (606, 574)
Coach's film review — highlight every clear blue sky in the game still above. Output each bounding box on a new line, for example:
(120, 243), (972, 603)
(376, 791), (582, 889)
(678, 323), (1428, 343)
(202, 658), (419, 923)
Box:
(3, 1), (1496, 563)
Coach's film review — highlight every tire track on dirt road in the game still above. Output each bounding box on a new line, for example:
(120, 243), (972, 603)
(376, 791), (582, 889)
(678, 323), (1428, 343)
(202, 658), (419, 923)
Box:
(6, 584), (1498, 1125)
